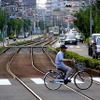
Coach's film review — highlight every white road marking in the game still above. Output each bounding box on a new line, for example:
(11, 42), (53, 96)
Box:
(30, 77), (100, 85)
(76, 46), (81, 48)
(31, 78), (44, 84)
(69, 46), (74, 48)
(93, 77), (100, 83)
(71, 78), (84, 84)
(0, 79), (11, 85)
(82, 45), (86, 48)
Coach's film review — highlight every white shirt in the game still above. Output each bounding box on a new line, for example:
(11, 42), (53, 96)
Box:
(55, 51), (64, 68)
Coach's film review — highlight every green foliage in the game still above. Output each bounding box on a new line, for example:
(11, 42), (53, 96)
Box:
(12, 40), (27, 46)
(84, 38), (89, 43)
(0, 46), (5, 51)
(74, 5), (100, 37)
(0, 8), (6, 31)
(0, 7), (31, 38)
(0, 37), (3, 41)
(23, 19), (31, 32)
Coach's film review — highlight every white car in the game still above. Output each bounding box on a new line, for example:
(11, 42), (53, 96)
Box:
(65, 34), (77, 45)
(18, 34), (25, 38)
(59, 34), (66, 42)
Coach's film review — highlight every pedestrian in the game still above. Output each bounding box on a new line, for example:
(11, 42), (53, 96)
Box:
(55, 44), (72, 84)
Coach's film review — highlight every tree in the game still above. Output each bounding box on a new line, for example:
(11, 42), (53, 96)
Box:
(74, 5), (100, 38)
(23, 19), (31, 32)
(0, 8), (6, 36)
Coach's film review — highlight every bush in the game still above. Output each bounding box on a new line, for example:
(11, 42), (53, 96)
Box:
(0, 47), (5, 51)
(85, 38), (89, 43)
(0, 37), (3, 41)
(56, 48), (100, 70)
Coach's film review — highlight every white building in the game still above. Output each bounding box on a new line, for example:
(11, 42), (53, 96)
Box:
(36, 0), (47, 9)
(46, 0), (65, 11)
(36, 0), (65, 12)
(36, 0), (83, 12)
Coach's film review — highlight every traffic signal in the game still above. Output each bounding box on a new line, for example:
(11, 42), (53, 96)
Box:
(17, 17), (22, 19)
(66, 5), (74, 7)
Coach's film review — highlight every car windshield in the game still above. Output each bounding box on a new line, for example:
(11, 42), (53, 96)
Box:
(54, 29), (59, 32)
(97, 38), (100, 45)
(91, 35), (100, 41)
(59, 34), (65, 37)
(67, 35), (76, 39)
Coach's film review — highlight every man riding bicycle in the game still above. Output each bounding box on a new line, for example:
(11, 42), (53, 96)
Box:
(55, 44), (72, 84)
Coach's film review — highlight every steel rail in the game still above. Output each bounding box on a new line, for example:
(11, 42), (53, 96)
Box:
(0, 47), (10, 54)
(6, 47), (43, 100)
(42, 47), (95, 100)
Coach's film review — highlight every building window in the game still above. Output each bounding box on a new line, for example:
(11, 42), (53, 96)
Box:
(58, 4), (60, 6)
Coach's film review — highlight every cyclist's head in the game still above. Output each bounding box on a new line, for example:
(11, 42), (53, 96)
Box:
(60, 45), (67, 52)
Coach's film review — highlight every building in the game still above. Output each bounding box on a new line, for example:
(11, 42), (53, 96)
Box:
(23, 0), (36, 8)
(1, 0), (17, 5)
(36, 0), (83, 13)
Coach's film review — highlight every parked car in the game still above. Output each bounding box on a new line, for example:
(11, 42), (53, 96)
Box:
(59, 34), (66, 43)
(64, 34), (77, 45)
(92, 37), (100, 59)
(88, 33), (100, 56)
(25, 32), (30, 37)
(75, 33), (84, 43)
(18, 33), (25, 38)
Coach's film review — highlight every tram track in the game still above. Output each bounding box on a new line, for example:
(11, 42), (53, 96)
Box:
(0, 35), (99, 100)
(6, 47), (43, 100)
(42, 47), (100, 100)
(30, 44), (96, 100)
(0, 35), (57, 100)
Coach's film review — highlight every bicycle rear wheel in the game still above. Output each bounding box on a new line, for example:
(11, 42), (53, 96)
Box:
(44, 71), (62, 90)
(74, 71), (93, 90)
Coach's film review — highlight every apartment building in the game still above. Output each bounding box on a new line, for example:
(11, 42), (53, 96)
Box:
(36, 0), (82, 12)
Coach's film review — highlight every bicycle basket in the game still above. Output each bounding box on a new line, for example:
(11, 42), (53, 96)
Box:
(75, 62), (86, 71)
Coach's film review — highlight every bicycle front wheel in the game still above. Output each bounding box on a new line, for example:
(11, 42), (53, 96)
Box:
(44, 71), (62, 90)
(74, 71), (93, 90)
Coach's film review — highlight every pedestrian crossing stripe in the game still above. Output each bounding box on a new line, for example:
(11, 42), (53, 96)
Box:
(0, 77), (99, 85)
(0, 79), (11, 85)
(71, 78), (84, 84)
(31, 78), (44, 84)
(76, 46), (81, 48)
(93, 77), (100, 83)
(30, 78), (84, 84)
(30, 77), (100, 84)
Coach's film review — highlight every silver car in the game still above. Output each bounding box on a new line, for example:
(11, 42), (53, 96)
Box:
(65, 34), (77, 45)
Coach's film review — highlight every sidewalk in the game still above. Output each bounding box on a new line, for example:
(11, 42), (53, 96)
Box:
(0, 35), (42, 47)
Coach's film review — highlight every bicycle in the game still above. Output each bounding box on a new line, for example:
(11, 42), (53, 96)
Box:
(44, 58), (93, 90)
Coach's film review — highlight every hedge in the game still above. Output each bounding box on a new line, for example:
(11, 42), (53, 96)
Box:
(0, 47), (5, 51)
(56, 48), (100, 70)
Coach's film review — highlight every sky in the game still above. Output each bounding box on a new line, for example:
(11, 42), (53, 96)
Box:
(37, 0), (47, 4)
(36, 0), (47, 8)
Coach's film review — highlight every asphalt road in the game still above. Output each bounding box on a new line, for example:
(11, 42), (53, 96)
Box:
(52, 41), (91, 58)
(0, 37), (100, 100)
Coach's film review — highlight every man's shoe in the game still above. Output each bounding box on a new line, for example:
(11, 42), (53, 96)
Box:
(64, 79), (71, 84)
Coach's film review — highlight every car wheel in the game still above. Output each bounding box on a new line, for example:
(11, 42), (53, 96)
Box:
(74, 42), (77, 45)
(92, 52), (98, 59)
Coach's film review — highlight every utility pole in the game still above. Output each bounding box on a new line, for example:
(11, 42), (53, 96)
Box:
(89, 0), (93, 36)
